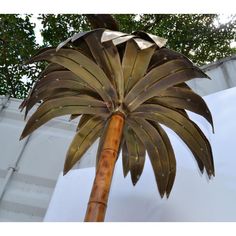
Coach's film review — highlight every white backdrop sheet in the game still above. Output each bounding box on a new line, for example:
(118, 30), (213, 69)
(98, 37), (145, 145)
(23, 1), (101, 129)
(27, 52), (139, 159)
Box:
(44, 87), (236, 222)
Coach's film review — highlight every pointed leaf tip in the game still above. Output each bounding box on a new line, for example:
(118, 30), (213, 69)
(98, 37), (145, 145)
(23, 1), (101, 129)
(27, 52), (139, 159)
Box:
(19, 132), (27, 141)
(63, 163), (71, 176)
(131, 178), (138, 186)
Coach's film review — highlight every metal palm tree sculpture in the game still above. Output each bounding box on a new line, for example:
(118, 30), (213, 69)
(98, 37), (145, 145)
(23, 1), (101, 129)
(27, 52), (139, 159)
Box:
(20, 28), (214, 221)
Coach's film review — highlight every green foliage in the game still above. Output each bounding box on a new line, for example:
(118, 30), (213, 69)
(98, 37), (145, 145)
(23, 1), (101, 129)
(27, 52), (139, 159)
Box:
(114, 14), (236, 65)
(39, 14), (90, 46)
(40, 14), (236, 65)
(0, 14), (236, 98)
(0, 14), (42, 98)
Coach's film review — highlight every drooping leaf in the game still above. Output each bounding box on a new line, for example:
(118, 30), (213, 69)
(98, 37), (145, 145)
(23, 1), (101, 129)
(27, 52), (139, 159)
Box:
(70, 114), (81, 121)
(24, 89), (78, 119)
(148, 48), (192, 71)
(77, 114), (94, 130)
(147, 86), (214, 131)
(126, 66), (209, 111)
(24, 80), (96, 118)
(84, 32), (125, 105)
(37, 70), (88, 86)
(124, 59), (194, 107)
(28, 47), (117, 107)
(132, 104), (214, 176)
(20, 95), (109, 139)
(124, 126), (145, 185)
(127, 117), (169, 197)
(64, 116), (105, 174)
(95, 117), (110, 169)
(122, 141), (130, 177)
(149, 121), (176, 197)
(39, 63), (68, 78)
(19, 64), (69, 111)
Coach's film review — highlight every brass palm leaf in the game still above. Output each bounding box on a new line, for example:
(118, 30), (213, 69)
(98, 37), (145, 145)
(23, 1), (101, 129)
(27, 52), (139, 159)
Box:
(20, 28), (214, 198)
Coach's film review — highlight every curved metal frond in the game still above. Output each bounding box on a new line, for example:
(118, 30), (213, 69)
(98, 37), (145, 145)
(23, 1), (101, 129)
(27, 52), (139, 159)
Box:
(23, 77), (97, 119)
(39, 63), (68, 78)
(70, 114), (81, 121)
(102, 41), (124, 101)
(148, 48), (193, 71)
(64, 116), (105, 175)
(112, 35), (135, 46)
(28, 47), (117, 107)
(124, 126), (145, 185)
(20, 95), (109, 140)
(132, 104), (214, 177)
(147, 86), (214, 131)
(21, 27), (215, 198)
(127, 117), (169, 197)
(124, 58), (193, 106)
(122, 141), (130, 177)
(101, 30), (127, 43)
(148, 121), (176, 197)
(122, 39), (156, 95)
(77, 114), (95, 131)
(133, 31), (167, 48)
(125, 60), (209, 111)
(95, 117), (110, 169)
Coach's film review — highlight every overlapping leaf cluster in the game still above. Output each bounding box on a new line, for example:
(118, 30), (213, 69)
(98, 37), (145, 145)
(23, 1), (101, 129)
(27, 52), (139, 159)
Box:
(20, 29), (214, 197)
(0, 14), (42, 98)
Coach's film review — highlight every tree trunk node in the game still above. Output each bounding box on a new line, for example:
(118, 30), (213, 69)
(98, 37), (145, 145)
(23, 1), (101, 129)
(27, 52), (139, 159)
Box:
(84, 113), (124, 222)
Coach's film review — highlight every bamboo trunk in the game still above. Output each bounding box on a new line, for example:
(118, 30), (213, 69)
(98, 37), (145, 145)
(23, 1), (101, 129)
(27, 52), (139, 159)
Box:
(84, 113), (125, 222)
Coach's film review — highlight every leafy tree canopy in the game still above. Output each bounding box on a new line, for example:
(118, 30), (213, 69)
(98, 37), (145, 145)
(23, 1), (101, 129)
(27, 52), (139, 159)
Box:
(1, 14), (236, 98)
(0, 14), (43, 98)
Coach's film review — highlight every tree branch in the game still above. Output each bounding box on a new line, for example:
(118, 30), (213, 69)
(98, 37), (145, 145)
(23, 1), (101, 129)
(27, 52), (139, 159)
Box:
(84, 14), (120, 31)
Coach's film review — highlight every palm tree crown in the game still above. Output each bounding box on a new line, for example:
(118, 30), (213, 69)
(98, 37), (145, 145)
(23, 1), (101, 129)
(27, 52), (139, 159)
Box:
(20, 28), (214, 198)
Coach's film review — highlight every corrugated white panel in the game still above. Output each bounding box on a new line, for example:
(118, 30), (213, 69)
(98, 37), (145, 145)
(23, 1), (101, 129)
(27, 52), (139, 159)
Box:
(0, 54), (236, 221)
(188, 55), (236, 96)
(0, 97), (96, 221)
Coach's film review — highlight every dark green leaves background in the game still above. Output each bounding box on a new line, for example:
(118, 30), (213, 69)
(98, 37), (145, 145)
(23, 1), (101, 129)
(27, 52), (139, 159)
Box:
(1, 14), (236, 99)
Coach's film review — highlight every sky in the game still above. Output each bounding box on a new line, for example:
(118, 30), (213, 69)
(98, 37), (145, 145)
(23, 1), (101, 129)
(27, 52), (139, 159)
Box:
(30, 14), (44, 45)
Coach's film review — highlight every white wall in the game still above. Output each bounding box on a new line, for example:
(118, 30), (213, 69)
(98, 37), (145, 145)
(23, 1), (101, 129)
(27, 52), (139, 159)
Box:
(44, 87), (236, 222)
(188, 54), (236, 96)
(0, 54), (236, 221)
(0, 97), (97, 221)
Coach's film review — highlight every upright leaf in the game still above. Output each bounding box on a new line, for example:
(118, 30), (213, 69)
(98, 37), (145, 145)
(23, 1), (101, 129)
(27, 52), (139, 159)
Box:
(122, 39), (155, 95)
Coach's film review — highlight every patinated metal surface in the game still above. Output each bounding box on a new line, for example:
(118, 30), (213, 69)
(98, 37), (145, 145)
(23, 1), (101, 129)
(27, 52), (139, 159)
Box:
(20, 28), (215, 221)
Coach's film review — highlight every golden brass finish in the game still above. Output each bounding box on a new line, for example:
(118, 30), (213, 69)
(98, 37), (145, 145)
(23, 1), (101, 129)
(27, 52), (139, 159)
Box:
(20, 27), (214, 222)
